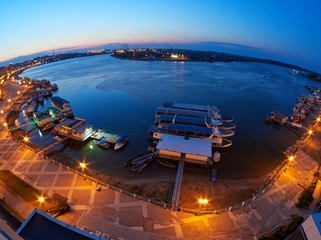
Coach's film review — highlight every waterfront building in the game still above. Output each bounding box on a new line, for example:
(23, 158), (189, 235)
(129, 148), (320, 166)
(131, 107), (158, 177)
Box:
(156, 134), (212, 165)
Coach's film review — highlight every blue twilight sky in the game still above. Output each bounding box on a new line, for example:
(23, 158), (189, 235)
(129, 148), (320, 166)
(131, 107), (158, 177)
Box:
(1, 0), (321, 72)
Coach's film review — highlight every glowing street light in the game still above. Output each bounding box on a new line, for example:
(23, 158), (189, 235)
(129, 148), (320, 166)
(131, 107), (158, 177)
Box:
(198, 198), (209, 205)
(79, 161), (87, 180)
(38, 196), (45, 204)
(288, 155), (294, 162)
(17, 90), (20, 95)
(308, 130), (313, 135)
(7, 98), (11, 103)
(3, 122), (8, 127)
(0, 110), (3, 114)
(23, 136), (29, 143)
(317, 117), (320, 123)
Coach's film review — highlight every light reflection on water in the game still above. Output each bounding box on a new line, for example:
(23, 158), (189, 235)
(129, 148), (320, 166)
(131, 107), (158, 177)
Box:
(20, 54), (321, 178)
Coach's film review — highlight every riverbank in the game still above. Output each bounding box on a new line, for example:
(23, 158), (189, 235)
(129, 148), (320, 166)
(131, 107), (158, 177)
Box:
(3, 78), (320, 211)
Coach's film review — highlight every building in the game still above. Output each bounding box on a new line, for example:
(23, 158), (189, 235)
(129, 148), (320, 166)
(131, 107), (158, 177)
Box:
(302, 212), (321, 240)
(156, 134), (212, 165)
(16, 208), (106, 240)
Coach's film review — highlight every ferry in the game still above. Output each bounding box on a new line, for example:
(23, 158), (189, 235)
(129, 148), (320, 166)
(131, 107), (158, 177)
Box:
(114, 136), (129, 150)
(51, 96), (73, 118)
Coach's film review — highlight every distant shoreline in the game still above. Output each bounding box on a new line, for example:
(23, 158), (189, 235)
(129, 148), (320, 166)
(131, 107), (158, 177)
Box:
(111, 48), (321, 82)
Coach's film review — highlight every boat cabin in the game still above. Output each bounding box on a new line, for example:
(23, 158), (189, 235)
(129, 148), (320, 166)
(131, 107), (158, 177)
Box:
(53, 118), (94, 142)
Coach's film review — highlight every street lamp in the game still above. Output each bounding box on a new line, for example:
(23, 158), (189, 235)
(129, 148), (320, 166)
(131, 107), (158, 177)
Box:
(317, 117), (320, 123)
(288, 155), (294, 162)
(308, 130), (313, 135)
(38, 196), (45, 204)
(80, 161), (87, 180)
(23, 136), (29, 142)
(198, 198), (209, 205)
(3, 122), (8, 128)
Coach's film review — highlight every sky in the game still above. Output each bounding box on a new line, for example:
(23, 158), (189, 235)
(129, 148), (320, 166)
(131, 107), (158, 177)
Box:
(1, 0), (321, 72)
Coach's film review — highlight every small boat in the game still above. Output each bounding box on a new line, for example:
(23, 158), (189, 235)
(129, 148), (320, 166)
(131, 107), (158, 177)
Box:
(213, 151), (220, 162)
(131, 157), (153, 173)
(94, 137), (110, 149)
(114, 136), (129, 150)
(211, 168), (217, 182)
(126, 153), (153, 166)
(156, 158), (177, 169)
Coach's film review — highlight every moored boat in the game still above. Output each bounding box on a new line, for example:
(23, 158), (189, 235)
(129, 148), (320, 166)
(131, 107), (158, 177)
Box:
(114, 136), (129, 150)
(51, 96), (73, 118)
(156, 158), (177, 169)
(211, 168), (217, 182)
(131, 156), (153, 173)
(94, 137), (110, 149)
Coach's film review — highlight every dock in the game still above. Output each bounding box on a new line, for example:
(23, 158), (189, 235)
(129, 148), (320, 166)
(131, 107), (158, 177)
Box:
(171, 158), (185, 210)
(91, 130), (120, 144)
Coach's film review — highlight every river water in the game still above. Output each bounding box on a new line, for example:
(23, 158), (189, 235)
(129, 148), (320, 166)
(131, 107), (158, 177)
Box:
(20, 54), (321, 178)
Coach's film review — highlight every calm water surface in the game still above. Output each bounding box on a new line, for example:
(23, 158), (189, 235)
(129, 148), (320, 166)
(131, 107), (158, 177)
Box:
(20, 54), (321, 178)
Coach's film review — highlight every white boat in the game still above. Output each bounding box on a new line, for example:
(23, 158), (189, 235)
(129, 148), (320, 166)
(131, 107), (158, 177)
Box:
(213, 151), (221, 162)
(114, 136), (129, 150)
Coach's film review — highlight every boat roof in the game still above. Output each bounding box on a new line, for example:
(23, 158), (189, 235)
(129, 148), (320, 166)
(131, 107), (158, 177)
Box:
(73, 122), (93, 133)
(167, 123), (216, 135)
(158, 114), (207, 125)
(156, 134), (212, 157)
(116, 135), (128, 142)
(156, 107), (218, 118)
(51, 96), (69, 105)
(163, 102), (219, 112)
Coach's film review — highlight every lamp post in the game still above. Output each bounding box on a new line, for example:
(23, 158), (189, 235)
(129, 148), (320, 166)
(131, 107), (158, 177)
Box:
(80, 162), (87, 180)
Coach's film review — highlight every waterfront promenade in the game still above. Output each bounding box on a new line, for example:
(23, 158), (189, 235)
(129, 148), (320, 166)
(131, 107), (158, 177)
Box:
(1, 81), (321, 239)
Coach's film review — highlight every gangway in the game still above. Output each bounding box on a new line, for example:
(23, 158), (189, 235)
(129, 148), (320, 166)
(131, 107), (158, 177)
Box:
(171, 158), (185, 210)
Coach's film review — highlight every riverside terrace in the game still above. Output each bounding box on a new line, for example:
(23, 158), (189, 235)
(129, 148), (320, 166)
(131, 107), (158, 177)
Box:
(1, 81), (321, 239)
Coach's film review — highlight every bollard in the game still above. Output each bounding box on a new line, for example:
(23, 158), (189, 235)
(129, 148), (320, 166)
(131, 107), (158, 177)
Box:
(229, 206), (232, 211)
(133, 193), (136, 198)
(214, 210), (217, 214)
(253, 195), (256, 201)
(164, 203), (166, 209)
(119, 189), (122, 193)
(148, 198), (151, 203)
(242, 201), (245, 207)
(67, 166), (69, 171)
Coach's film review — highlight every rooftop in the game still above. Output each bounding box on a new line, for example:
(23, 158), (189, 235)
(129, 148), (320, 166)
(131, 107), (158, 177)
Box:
(156, 134), (212, 157)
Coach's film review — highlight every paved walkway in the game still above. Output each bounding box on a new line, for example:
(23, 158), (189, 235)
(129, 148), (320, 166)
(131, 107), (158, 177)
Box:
(0, 82), (321, 239)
